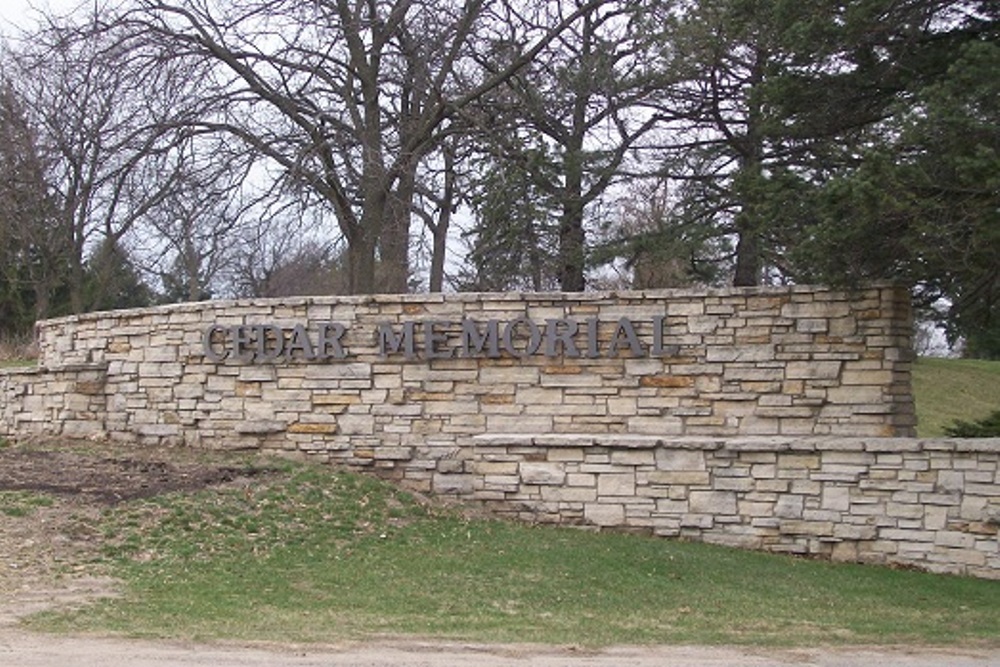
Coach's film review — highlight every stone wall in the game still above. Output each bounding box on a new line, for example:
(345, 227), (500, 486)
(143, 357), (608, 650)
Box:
(4, 284), (996, 577)
(466, 435), (999, 579)
(7, 284), (916, 447)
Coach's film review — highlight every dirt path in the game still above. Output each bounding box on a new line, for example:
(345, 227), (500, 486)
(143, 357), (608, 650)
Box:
(1, 440), (997, 667)
(1, 628), (999, 667)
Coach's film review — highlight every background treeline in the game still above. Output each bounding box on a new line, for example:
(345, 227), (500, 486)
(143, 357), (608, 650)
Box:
(0, 0), (996, 357)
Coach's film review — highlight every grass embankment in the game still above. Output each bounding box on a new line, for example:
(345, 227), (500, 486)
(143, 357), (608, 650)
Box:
(28, 460), (1000, 647)
(912, 357), (1000, 436)
(0, 334), (37, 368)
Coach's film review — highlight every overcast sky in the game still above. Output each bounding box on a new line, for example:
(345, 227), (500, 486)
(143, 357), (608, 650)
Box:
(1, 0), (41, 33)
(0, 0), (78, 34)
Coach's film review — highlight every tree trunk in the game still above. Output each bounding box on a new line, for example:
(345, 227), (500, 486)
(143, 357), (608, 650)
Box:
(559, 140), (586, 292)
(379, 169), (415, 294)
(732, 220), (760, 287)
(732, 48), (767, 288)
(429, 146), (456, 293)
(346, 223), (378, 295)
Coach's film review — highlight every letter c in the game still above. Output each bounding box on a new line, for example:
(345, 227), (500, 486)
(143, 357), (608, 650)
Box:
(202, 324), (228, 362)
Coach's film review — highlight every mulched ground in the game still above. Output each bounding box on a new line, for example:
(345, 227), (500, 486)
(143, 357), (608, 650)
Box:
(0, 444), (271, 504)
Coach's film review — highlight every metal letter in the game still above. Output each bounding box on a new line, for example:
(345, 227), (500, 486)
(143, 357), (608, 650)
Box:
(286, 324), (317, 360)
(501, 317), (542, 358)
(650, 315), (679, 357)
(608, 318), (643, 357)
(423, 320), (454, 359)
(378, 322), (417, 359)
(254, 324), (284, 362)
(584, 317), (600, 358)
(544, 318), (581, 358)
(230, 326), (256, 362)
(202, 324), (228, 362)
(460, 318), (501, 358)
(317, 322), (347, 359)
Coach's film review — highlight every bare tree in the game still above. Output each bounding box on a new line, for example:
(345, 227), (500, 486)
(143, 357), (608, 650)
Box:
(228, 200), (345, 299)
(137, 136), (261, 302)
(5, 8), (206, 312)
(0, 78), (64, 328)
(465, 0), (665, 291)
(118, 0), (605, 295)
(411, 138), (462, 292)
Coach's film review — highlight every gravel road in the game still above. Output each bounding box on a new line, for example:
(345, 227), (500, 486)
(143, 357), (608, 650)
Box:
(2, 627), (1000, 667)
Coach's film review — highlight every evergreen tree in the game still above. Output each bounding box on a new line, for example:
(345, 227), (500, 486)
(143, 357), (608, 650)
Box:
(775, 2), (1000, 356)
(84, 239), (153, 312)
(456, 147), (561, 292)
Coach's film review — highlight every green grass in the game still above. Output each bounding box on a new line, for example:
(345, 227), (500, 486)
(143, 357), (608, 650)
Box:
(0, 359), (37, 369)
(28, 461), (1000, 647)
(14, 357), (1000, 645)
(0, 490), (55, 517)
(912, 357), (1000, 437)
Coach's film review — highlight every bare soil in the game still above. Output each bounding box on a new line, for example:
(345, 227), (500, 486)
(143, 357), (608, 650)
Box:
(0, 439), (269, 625)
(0, 439), (997, 667)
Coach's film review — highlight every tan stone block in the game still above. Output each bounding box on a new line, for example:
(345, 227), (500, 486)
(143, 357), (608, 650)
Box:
(471, 461), (519, 475)
(585, 503), (625, 526)
(486, 415), (553, 432)
(433, 473), (473, 494)
(689, 490), (736, 514)
(406, 390), (452, 401)
(235, 381), (261, 397)
(781, 520), (834, 537)
(540, 486), (597, 503)
(521, 462), (566, 485)
(757, 479), (790, 493)
(785, 361), (841, 380)
(779, 453), (821, 470)
(648, 471), (711, 485)
(548, 448), (586, 462)
(482, 475), (520, 491)
(481, 393), (514, 405)
(567, 472), (596, 487)
(480, 366), (540, 384)
(608, 397), (638, 416)
(288, 422), (338, 435)
(841, 369), (893, 386)
(374, 447), (413, 460)
(826, 386), (884, 404)
(544, 365), (582, 375)
(750, 464), (777, 479)
(738, 501), (774, 517)
(656, 449), (706, 471)
(336, 414), (374, 435)
(822, 486), (851, 511)
(830, 541), (859, 562)
(639, 375), (693, 388)
(599, 473), (636, 497)
(611, 450), (655, 466)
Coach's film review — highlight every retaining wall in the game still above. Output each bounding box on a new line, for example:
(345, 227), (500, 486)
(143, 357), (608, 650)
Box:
(2, 285), (997, 577)
(468, 434), (999, 579)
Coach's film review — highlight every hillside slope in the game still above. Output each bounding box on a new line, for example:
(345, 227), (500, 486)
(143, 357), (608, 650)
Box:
(912, 357), (1000, 437)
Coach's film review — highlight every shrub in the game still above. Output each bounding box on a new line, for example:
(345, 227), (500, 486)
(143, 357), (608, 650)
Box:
(944, 410), (1000, 437)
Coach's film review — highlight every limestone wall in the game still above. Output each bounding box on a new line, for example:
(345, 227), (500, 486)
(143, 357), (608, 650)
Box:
(4, 285), (996, 577)
(8, 284), (915, 447)
(465, 435), (999, 579)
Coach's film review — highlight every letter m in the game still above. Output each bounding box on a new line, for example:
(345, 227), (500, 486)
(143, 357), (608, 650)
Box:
(378, 322), (417, 359)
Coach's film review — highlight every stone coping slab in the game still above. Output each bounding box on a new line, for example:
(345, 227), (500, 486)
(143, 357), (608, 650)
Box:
(472, 433), (1000, 453)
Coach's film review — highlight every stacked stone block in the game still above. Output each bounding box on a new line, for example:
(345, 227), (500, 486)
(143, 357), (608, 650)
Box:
(3, 284), (995, 577)
(464, 435), (1000, 579)
(9, 284), (914, 449)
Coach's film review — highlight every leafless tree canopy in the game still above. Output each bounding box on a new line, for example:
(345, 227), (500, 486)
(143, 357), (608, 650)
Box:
(0, 0), (996, 355)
